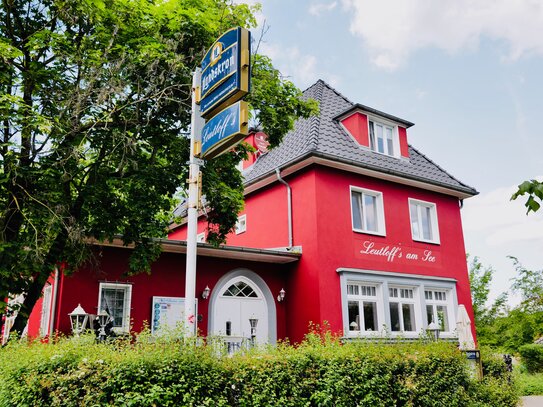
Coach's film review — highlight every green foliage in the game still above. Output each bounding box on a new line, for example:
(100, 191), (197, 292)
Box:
(468, 255), (543, 352)
(511, 179), (543, 214)
(468, 255), (508, 343)
(519, 345), (543, 374)
(0, 332), (518, 407)
(509, 256), (543, 313)
(0, 0), (318, 333)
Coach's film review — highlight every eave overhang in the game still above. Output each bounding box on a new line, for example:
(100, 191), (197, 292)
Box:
(244, 152), (478, 200)
(88, 237), (300, 264)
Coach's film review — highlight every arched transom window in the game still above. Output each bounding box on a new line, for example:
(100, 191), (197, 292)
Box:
(222, 281), (258, 298)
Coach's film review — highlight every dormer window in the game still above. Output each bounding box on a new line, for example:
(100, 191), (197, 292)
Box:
(369, 120), (396, 157)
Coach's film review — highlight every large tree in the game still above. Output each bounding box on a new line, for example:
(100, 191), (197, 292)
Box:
(0, 0), (317, 335)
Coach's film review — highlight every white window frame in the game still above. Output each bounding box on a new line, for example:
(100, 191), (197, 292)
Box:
(368, 117), (400, 158)
(339, 269), (458, 339)
(346, 283), (383, 335)
(39, 285), (53, 337)
(235, 214), (247, 235)
(408, 198), (440, 244)
(388, 285), (418, 333)
(98, 283), (132, 334)
(350, 186), (386, 236)
(197, 232), (206, 243)
(424, 288), (453, 334)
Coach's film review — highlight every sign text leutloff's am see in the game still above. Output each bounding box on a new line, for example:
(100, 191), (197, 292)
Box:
(201, 101), (248, 159)
(200, 27), (251, 119)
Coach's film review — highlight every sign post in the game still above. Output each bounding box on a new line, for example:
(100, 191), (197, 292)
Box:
(184, 68), (204, 337)
(183, 27), (250, 337)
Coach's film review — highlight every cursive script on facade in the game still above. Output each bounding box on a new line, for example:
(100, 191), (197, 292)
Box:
(359, 241), (437, 264)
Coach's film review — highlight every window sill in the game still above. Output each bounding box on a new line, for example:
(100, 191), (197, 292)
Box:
(353, 229), (386, 237)
(411, 237), (440, 245)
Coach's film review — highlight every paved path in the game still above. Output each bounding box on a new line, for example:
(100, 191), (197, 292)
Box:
(520, 396), (543, 406)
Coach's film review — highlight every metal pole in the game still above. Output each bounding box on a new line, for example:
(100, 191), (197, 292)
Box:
(184, 68), (204, 337)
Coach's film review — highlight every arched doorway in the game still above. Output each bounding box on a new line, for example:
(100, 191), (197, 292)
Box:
(209, 269), (276, 345)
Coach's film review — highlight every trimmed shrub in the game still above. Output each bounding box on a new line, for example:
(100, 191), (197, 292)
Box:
(0, 331), (519, 407)
(519, 344), (543, 373)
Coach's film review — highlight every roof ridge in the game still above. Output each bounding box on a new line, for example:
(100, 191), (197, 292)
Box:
(408, 144), (476, 191)
(308, 81), (325, 150)
(303, 79), (354, 106)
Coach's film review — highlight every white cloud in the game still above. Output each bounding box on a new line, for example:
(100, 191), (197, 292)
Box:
(463, 180), (543, 247)
(260, 42), (341, 88)
(309, 1), (338, 16)
(342, 0), (543, 70)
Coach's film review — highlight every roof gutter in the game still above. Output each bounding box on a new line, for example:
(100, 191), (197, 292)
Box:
(275, 168), (293, 249)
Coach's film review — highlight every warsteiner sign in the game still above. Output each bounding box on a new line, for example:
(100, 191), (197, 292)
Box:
(200, 27), (250, 119)
(200, 101), (248, 159)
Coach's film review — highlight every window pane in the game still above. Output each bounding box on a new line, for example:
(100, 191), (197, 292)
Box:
(369, 122), (375, 150)
(363, 302), (378, 331)
(402, 303), (416, 331)
(347, 284), (359, 296)
(389, 303), (400, 331)
(386, 127), (394, 155)
(348, 301), (360, 331)
(421, 206), (432, 240)
(437, 305), (449, 331)
(410, 203), (420, 238)
(364, 194), (378, 232)
(425, 290), (432, 300)
(351, 192), (363, 230)
(376, 124), (384, 153)
(101, 288), (126, 328)
(426, 305), (434, 325)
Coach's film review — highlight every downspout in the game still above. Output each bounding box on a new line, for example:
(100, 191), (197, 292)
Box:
(48, 267), (59, 337)
(275, 168), (293, 249)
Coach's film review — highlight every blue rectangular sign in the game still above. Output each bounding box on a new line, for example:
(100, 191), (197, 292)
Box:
(200, 27), (250, 119)
(201, 101), (248, 158)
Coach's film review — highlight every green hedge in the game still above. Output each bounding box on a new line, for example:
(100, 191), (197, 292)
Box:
(519, 344), (543, 373)
(0, 332), (518, 407)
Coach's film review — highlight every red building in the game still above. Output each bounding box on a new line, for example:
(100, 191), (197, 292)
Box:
(5, 80), (477, 346)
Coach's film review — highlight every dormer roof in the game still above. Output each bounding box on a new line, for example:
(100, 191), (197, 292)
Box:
(334, 103), (414, 129)
(243, 80), (477, 198)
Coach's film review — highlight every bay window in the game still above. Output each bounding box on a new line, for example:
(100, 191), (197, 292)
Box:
(339, 269), (458, 339)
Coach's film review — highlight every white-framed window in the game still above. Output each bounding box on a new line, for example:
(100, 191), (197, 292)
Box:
(39, 285), (52, 337)
(235, 214), (247, 234)
(350, 187), (386, 236)
(98, 283), (132, 334)
(369, 119), (399, 157)
(388, 286), (417, 332)
(339, 270), (458, 339)
(409, 198), (440, 244)
(347, 283), (380, 333)
(197, 232), (206, 243)
(425, 289), (450, 332)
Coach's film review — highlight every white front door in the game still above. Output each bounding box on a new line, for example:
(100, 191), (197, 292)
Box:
(212, 276), (268, 344)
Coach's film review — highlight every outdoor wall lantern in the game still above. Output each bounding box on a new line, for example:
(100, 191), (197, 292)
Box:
(249, 317), (258, 346)
(68, 304), (89, 336)
(96, 309), (111, 342)
(277, 288), (286, 302)
(202, 285), (211, 300)
(426, 321), (440, 341)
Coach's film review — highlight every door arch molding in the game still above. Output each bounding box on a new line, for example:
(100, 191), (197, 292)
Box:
(208, 268), (277, 344)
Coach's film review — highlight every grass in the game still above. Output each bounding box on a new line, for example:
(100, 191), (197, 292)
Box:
(516, 370), (543, 396)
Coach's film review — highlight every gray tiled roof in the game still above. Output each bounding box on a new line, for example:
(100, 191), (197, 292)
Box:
(244, 80), (477, 196)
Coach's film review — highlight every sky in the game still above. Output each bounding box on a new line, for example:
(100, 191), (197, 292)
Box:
(238, 0), (543, 304)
